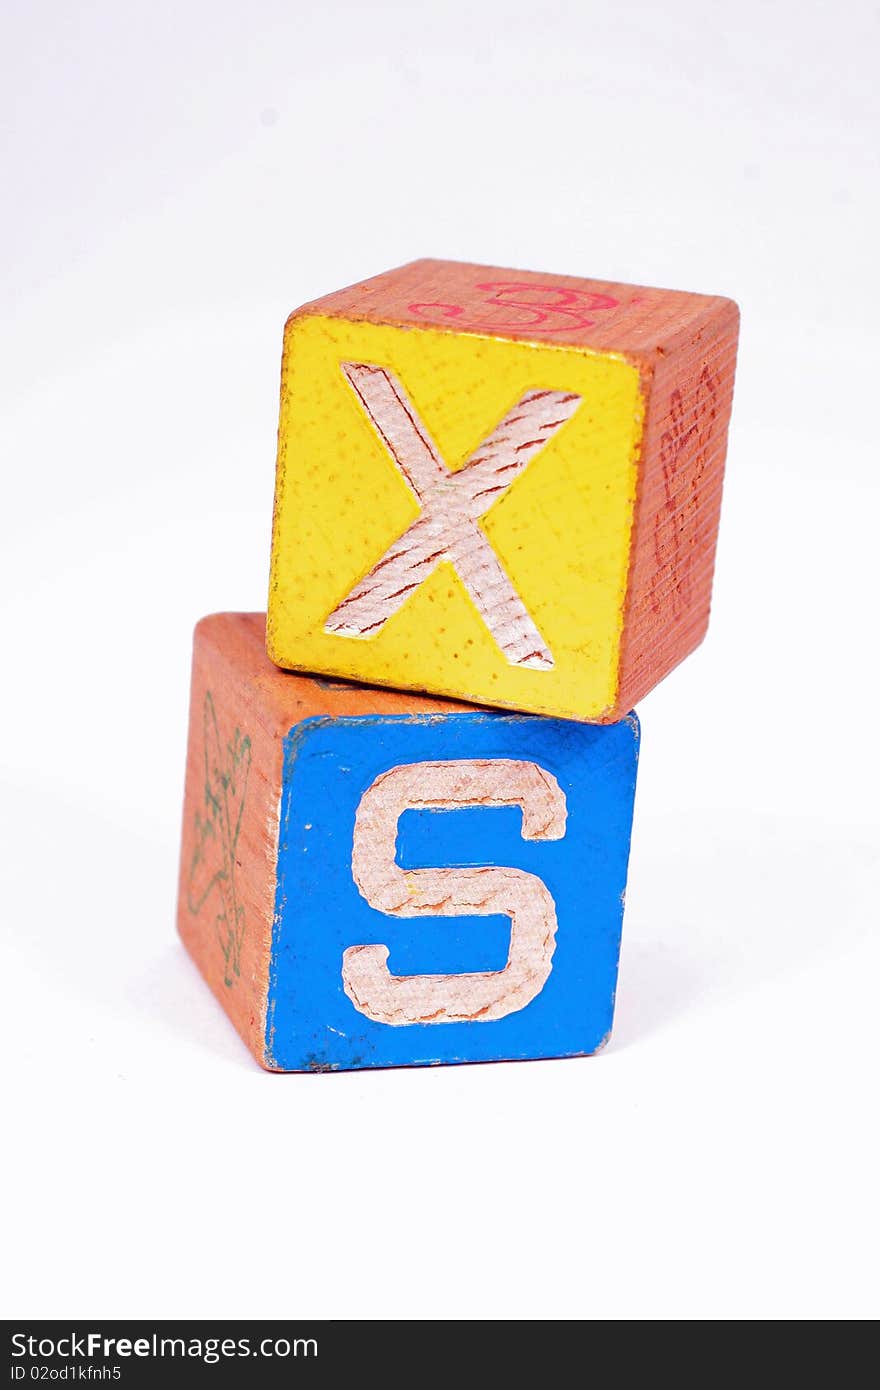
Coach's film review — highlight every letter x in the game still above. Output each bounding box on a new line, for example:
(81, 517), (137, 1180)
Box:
(324, 363), (581, 670)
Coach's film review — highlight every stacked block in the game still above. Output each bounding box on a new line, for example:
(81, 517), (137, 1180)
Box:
(178, 258), (739, 1070)
(267, 259), (738, 722)
(179, 614), (639, 1070)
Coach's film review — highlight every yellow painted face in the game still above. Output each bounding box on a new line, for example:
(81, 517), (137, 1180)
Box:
(267, 314), (644, 722)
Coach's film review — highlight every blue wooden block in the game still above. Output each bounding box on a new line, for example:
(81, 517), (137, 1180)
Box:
(178, 614), (640, 1071)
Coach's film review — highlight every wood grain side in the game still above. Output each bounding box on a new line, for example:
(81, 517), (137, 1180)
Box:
(176, 618), (284, 1065)
(615, 300), (740, 716)
(290, 257), (735, 357)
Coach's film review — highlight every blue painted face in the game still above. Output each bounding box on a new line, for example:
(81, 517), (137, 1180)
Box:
(265, 712), (640, 1071)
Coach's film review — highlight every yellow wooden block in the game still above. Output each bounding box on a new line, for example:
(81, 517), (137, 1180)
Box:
(267, 259), (738, 721)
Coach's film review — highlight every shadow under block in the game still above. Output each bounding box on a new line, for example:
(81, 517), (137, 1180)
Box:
(267, 258), (739, 723)
(178, 613), (640, 1071)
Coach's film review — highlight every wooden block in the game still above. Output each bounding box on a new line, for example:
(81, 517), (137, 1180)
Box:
(267, 258), (739, 723)
(178, 613), (640, 1071)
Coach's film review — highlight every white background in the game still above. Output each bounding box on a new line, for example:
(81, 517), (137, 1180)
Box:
(2, 0), (877, 1321)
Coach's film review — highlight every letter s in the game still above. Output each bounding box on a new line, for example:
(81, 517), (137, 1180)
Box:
(342, 759), (566, 1025)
